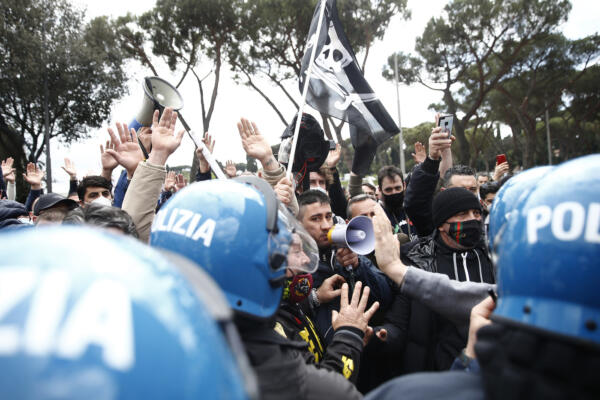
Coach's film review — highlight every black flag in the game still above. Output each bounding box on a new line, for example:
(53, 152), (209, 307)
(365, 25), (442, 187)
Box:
(300, 0), (399, 174)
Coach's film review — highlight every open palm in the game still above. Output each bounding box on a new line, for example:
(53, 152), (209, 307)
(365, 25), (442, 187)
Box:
(237, 118), (272, 161)
(106, 122), (144, 176)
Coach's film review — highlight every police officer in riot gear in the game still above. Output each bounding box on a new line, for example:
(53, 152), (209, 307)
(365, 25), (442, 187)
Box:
(151, 177), (379, 399)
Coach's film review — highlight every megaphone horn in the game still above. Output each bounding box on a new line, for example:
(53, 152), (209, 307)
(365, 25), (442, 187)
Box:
(129, 76), (184, 132)
(327, 215), (375, 255)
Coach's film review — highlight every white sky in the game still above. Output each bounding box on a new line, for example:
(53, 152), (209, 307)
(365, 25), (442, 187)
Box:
(48, 0), (598, 191)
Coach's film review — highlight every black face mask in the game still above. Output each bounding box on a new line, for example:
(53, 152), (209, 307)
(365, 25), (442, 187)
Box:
(447, 219), (482, 248)
(383, 192), (404, 209)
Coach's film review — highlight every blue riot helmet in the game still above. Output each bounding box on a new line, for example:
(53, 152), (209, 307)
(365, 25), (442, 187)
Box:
(488, 165), (554, 251)
(494, 154), (600, 345)
(0, 226), (256, 400)
(150, 176), (319, 320)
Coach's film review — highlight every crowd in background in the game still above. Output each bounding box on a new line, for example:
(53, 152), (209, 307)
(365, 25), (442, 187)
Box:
(0, 106), (598, 400)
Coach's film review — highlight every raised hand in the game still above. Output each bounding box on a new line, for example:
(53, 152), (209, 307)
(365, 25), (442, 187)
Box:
(105, 122), (144, 178)
(23, 162), (44, 190)
(100, 140), (118, 174)
(61, 157), (78, 180)
(411, 141), (426, 164)
(331, 281), (379, 334)
(373, 203), (400, 269)
(315, 274), (346, 305)
(373, 203), (409, 286)
(2, 157), (15, 183)
(428, 127), (453, 160)
(147, 108), (185, 166)
(174, 173), (187, 192)
(493, 162), (509, 182)
(225, 160), (237, 178)
(325, 143), (342, 168)
(237, 118), (278, 172)
(195, 133), (215, 174)
(164, 171), (176, 192)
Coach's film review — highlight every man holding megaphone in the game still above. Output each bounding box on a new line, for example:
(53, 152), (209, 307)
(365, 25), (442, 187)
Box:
(297, 189), (393, 348)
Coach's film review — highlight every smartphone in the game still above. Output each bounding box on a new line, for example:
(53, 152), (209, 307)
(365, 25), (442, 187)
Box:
(496, 154), (507, 165)
(438, 115), (454, 138)
(328, 140), (337, 150)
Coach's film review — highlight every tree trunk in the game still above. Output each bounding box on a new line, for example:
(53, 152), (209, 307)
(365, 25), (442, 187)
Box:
(320, 113), (333, 141)
(522, 125), (534, 168)
(328, 119), (352, 171)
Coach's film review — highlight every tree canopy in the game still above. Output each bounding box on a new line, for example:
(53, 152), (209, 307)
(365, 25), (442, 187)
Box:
(382, 0), (595, 167)
(0, 0), (128, 171)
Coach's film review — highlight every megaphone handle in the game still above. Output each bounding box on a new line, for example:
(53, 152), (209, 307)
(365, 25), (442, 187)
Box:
(177, 114), (227, 180)
(345, 266), (355, 300)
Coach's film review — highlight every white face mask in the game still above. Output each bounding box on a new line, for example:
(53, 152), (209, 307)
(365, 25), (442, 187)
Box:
(89, 196), (113, 207)
(311, 186), (327, 194)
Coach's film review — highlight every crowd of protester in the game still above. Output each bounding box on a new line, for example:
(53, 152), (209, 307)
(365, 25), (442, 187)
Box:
(0, 106), (598, 400)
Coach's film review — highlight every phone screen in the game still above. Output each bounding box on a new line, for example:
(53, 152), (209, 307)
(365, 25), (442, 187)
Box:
(438, 115), (453, 138)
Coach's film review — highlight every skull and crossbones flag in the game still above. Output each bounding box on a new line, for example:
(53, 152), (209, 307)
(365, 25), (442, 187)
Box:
(300, 0), (399, 174)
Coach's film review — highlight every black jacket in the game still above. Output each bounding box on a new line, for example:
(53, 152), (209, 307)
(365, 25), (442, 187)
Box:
(395, 233), (495, 373)
(312, 249), (393, 345)
(403, 157), (440, 237)
(240, 323), (362, 400)
(381, 200), (417, 240)
(277, 302), (364, 383)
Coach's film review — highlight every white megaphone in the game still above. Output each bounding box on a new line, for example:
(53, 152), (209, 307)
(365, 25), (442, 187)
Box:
(129, 76), (184, 132)
(327, 215), (375, 255)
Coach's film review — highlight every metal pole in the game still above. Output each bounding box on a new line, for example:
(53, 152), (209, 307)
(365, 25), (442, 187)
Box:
(43, 22), (52, 192)
(287, 0), (328, 181)
(544, 102), (552, 165)
(394, 53), (405, 175)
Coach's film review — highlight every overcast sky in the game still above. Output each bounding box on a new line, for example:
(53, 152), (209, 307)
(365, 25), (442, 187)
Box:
(48, 0), (598, 191)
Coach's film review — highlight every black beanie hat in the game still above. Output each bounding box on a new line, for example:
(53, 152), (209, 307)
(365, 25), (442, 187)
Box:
(432, 187), (482, 228)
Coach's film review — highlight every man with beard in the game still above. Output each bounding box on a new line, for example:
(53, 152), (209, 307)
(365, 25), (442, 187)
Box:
(377, 166), (416, 242)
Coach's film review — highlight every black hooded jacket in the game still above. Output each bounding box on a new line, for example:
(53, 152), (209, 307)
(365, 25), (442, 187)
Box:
(395, 232), (495, 373)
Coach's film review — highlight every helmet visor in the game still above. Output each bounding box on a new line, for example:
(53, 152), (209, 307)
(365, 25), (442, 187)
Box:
(272, 205), (319, 275)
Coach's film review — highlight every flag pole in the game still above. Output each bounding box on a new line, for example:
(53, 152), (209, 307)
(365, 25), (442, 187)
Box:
(178, 114), (227, 180)
(286, 0), (329, 181)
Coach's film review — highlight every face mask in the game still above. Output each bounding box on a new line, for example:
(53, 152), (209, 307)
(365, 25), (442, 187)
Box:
(282, 273), (313, 303)
(447, 219), (482, 248)
(383, 192), (404, 209)
(89, 196), (113, 207)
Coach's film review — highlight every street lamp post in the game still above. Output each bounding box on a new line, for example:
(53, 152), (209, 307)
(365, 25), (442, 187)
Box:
(394, 53), (405, 175)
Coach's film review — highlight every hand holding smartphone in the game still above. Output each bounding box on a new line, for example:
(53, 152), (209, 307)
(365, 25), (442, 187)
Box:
(438, 115), (454, 138)
(496, 154), (507, 165)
